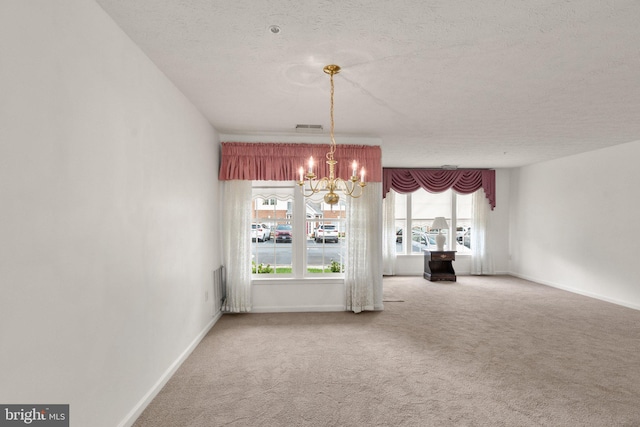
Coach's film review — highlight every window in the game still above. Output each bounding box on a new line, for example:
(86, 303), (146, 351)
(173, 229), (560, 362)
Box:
(394, 188), (472, 255)
(251, 188), (293, 275)
(251, 182), (345, 277)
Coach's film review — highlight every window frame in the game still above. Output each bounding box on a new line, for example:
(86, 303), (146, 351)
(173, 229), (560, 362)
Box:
(394, 188), (472, 255)
(251, 181), (346, 280)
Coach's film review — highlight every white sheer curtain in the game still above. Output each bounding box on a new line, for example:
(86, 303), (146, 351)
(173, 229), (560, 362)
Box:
(345, 182), (383, 313)
(382, 189), (396, 275)
(223, 180), (252, 312)
(471, 189), (494, 275)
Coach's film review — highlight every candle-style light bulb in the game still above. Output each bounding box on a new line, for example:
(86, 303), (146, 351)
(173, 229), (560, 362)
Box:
(360, 168), (365, 183)
(299, 167), (304, 182)
(352, 160), (357, 177)
(308, 157), (314, 174)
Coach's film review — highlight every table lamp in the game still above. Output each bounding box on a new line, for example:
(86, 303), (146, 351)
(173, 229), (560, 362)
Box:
(431, 217), (449, 251)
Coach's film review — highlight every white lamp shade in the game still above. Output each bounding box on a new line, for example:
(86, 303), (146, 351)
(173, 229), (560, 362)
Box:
(431, 217), (449, 230)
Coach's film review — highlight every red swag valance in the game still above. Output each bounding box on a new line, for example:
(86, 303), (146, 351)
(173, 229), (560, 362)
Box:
(383, 168), (496, 209)
(219, 142), (383, 182)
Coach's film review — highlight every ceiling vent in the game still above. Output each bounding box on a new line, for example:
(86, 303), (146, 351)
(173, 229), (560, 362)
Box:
(295, 124), (323, 133)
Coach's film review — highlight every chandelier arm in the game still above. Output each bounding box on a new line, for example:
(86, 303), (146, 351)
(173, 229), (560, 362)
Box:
(299, 176), (330, 197)
(335, 178), (367, 198)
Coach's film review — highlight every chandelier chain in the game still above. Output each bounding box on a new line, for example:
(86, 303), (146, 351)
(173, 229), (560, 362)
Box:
(328, 70), (336, 162)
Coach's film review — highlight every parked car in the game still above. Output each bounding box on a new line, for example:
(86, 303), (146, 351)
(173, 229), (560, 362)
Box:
(315, 224), (339, 243)
(275, 224), (293, 243)
(396, 227), (426, 244)
(411, 231), (436, 252)
(251, 223), (267, 242)
(257, 222), (271, 240)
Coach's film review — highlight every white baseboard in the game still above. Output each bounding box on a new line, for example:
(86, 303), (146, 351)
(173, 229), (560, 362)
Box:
(118, 310), (223, 427)
(509, 271), (640, 312)
(251, 303), (385, 313)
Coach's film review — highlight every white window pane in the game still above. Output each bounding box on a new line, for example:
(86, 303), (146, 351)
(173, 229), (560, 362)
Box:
(411, 188), (451, 220)
(306, 193), (346, 274)
(455, 192), (472, 253)
(394, 191), (406, 217)
(456, 192), (472, 222)
(251, 193), (293, 275)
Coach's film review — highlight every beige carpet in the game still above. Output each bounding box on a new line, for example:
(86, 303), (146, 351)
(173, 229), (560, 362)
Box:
(133, 275), (640, 426)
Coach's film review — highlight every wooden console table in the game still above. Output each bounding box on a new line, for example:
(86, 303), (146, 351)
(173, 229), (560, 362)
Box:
(423, 250), (456, 282)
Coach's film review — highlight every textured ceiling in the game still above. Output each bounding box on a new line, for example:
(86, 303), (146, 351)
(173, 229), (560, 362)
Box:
(95, 0), (640, 168)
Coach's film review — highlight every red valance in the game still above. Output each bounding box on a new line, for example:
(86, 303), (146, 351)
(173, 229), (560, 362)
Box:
(219, 142), (382, 182)
(383, 168), (496, 209)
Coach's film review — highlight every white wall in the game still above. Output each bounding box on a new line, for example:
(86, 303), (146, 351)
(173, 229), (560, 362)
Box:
(0, 2), (221, 426)
(394, 169), (511, 276)
(509, 140), (640, 309)
(252, 280), (346, 312)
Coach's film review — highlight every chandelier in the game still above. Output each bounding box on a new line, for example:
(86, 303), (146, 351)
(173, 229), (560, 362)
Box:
(297, 64), (366, 205)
